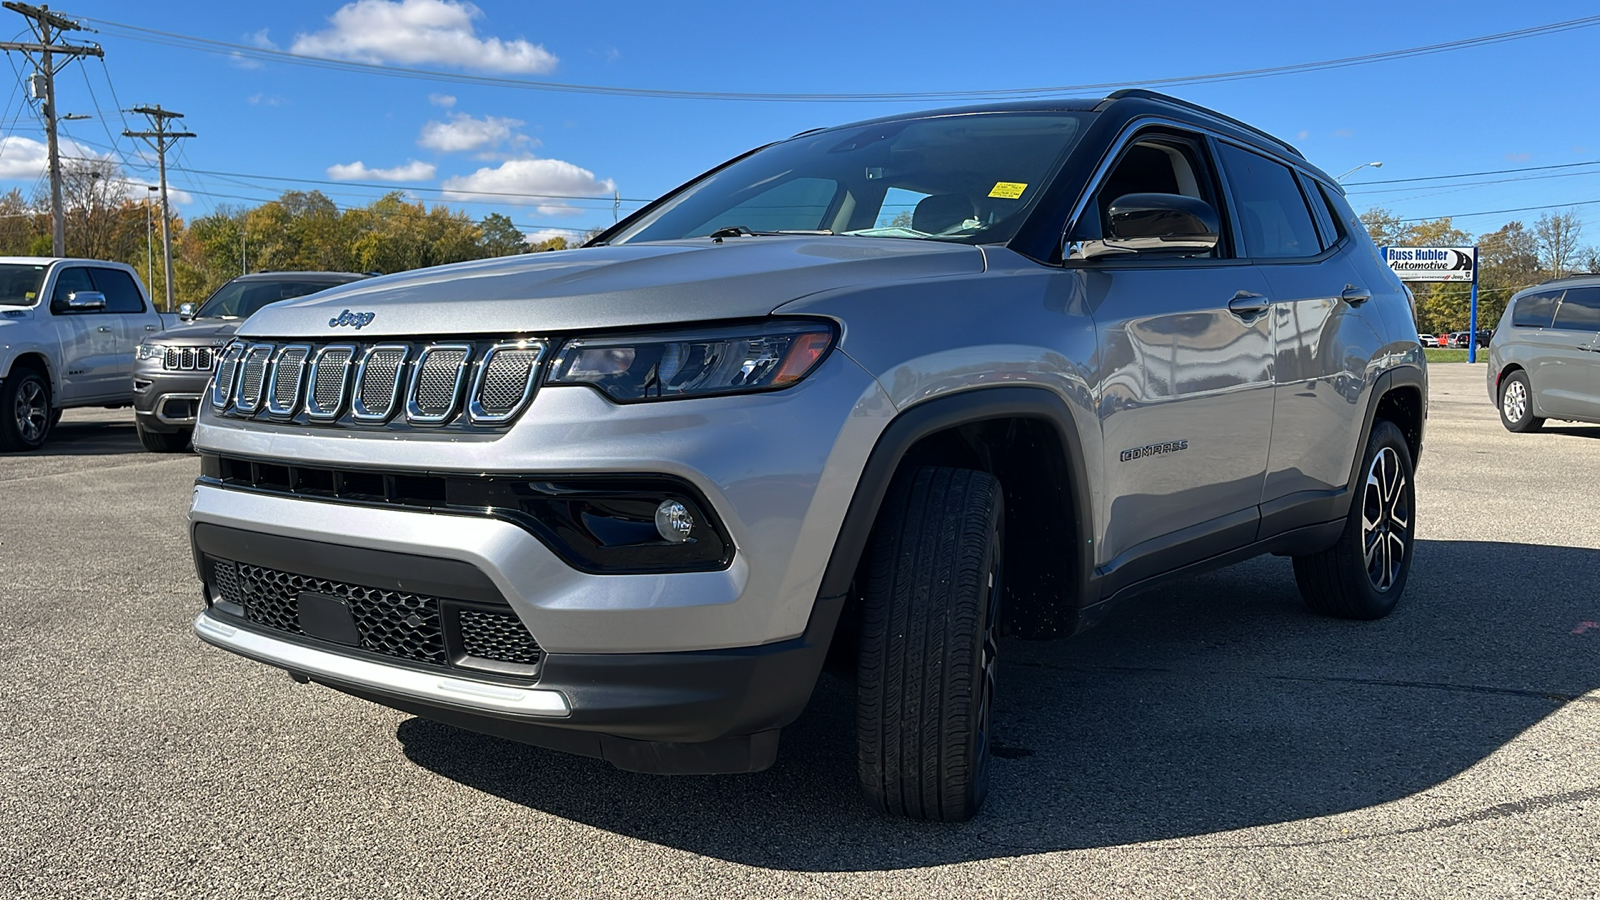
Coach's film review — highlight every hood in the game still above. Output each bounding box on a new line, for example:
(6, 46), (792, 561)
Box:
(149, 320), (240, 344)
(238, 237), (984, 338)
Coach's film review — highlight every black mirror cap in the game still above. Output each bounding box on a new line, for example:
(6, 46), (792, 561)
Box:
(1105, 193), (1220, 243)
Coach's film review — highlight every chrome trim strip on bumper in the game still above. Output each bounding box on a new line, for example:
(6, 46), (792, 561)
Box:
(194, 609), (571, 718)
(155, 393), (203, 425)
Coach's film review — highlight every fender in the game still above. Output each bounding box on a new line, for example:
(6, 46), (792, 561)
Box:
(0, 342), (59, 394)
(817, 385), (1097, 610)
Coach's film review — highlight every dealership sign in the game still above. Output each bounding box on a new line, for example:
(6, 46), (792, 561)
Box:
(1384, 246), (1477, 283)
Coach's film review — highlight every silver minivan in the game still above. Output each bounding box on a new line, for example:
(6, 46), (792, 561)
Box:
(1488, 275), (1600, 431)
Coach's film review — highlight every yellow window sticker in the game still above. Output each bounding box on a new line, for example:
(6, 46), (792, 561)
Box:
(989, 182), (1028, 200)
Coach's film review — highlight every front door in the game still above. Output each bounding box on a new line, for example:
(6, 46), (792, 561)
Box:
(1065, 127), (1276, 584)
(46, 266), (122, 402)
(1539, 286), (1600, 420)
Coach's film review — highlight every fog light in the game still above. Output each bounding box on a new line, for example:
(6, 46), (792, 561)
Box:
(654, 500), (694, 543)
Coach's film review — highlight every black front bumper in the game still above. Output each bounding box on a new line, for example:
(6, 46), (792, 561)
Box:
(134, 368), (211, 431)
(192, 523), (843, 774)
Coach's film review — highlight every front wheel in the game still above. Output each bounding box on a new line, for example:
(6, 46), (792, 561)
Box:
(1292, 420), (1415, 620)
(857, 466), (1003, 822)
(1498, 370), (1544, 433)
(0, 368), (52, 452)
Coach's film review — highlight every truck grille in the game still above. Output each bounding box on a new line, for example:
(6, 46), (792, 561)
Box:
(164, 346), (216, 371)
(210, 337), (545, 429)
(208, 558), (542, 675)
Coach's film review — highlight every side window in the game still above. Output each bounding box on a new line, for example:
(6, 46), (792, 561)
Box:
(1512, 291), (1561, 328)
(1552, 286), (1600, 331)
(689, 177), (839, 236)
(1082, 132), (1224, 256)
(88, 268), (146, 314)
(49, 267), (98, 313)
(1218, 143), (1321, 259)
(1299, 173), (1341, 250)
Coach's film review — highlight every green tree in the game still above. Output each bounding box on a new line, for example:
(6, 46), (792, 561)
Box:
(479, 213), (528, 257)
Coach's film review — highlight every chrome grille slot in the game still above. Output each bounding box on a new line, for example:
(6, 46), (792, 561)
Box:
(180, 347), (195, 371)
(406, 344), (471, 425)
(352, 344), (410, 423)
(197, 347), (214, 370)
(234, 344), (274, 413)
(211, 343), (246, 410)
(266, 344), (311, 417)
(164, 346), (216, 371)
(469, 341), (545, 424)
(305, 344), (355, 420)
(164, 347), (179, 370)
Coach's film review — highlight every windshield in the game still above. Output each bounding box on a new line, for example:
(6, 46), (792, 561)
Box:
(195, 279), (349, 319)
(608, 111), (1090, 246)
(0, 263), (47, 306)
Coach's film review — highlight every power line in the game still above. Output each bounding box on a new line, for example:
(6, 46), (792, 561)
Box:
(1396, 198), (1600, 223)
(1346, 158), (1600, 188)
(79, 13), (1600, 103)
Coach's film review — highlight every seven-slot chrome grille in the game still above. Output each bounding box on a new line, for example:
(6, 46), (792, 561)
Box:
(163, 346), (217, 371)
(210, 337), (547, 429)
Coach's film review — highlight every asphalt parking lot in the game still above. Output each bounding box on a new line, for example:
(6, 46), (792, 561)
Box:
(2, 363), (1596, 899)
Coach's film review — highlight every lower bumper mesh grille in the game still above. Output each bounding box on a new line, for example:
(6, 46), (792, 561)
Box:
(208, 558), (541, 675)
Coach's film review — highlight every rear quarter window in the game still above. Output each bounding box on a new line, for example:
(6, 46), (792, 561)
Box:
(1511, 291), (1561, 328)
(1552, 286), (1600, 331)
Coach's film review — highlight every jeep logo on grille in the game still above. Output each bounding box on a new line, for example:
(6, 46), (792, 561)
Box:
(328, 309), (376, 329)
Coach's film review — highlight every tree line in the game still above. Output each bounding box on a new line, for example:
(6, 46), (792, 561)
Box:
(0, 158), (582, 309)
(1360, 207), (1595, 334)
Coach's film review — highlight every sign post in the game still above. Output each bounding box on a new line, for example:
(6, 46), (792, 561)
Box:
(1383, 246), (1480, 361)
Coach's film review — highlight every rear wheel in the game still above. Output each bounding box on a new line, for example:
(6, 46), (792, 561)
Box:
(1293, 420), (1415, 620)
(1498, 370), (1543, 433)
(137, 422), (191, 453)
(857, 466), (1003, 822)
(0, 368), (52, 452)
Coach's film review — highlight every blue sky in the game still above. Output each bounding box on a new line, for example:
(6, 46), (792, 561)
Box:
(3, 0), (1599, 245)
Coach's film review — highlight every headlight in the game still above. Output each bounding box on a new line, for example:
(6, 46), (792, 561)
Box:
(136, 343), (166, 361)
(546, 319), (834, 402)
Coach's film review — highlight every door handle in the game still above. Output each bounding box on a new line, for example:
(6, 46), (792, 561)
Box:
(97, 326), (112, 333)
(144, 325), (159, 331)
(1341, 285), (1372, 305)
(1227, 291), (1270, 317)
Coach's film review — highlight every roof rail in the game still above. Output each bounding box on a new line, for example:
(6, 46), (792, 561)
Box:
(1100, 89), (1305, 159)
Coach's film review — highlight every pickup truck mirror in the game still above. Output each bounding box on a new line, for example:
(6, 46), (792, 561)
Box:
(66, 290), (106, 310)
(1068, 193), (1220, 261)
(178, 302), (196, 321)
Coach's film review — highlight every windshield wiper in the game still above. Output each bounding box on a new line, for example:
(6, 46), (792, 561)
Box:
(708, 225), (833, 242)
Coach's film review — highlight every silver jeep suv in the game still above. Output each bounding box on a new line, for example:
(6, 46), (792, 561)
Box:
(190, 90), (1426, 821)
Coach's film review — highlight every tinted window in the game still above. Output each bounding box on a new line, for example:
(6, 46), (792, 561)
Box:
(49, 267), (98, 313)
(0, 263), (46, 306)
(88, 268), (145, 314)
(1512, 291), (1561, 328)
(1218, 144), (1321, 259)
(194, 279), (352, 319)
(1300, 174), (1340, 249)
(689, 177), (839, 237)
(1552, 286), (1600, 331)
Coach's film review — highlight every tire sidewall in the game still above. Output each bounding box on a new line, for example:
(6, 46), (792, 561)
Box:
(1348, 421), (1416, 616)
(2, 368), (52, 451)
(1499, 371), (1537, 432)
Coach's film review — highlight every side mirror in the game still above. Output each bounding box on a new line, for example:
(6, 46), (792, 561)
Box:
(1069, 193), (1220, 261)
(66, 290), (106, 310)
(178, 302), (196, 321)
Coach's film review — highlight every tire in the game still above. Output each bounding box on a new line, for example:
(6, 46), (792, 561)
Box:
(137, 422), (191, 453)
(1293, 420), (1415, 620)
(857, 466), (1004, 822)
(0, 367), (52, 452)
(1498, 370), (1544, 433)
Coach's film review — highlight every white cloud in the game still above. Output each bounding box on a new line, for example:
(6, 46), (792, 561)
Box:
(428, 92), (456, 107)
(327, 159), (438, 181)
(418, 112), (524, 153)
(291, 0), (557, 73)
(0, 136), (51, 179)
(441, 158), (614, 216)
(523, 227), (573, 246)
(248, 93), (287, 107)
(122, 184), (195, 206)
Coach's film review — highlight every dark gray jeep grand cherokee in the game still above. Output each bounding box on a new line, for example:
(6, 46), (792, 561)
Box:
(191, 90), (1426, 821)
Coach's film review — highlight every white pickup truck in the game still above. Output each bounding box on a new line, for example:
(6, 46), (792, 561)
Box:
(0, 257), (165, 451)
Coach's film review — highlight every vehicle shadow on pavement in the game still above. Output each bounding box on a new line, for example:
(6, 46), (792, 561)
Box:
(397, 539), (1600, 872)
(34, 412), (150, 457)
(1540, 425), (1600, 439)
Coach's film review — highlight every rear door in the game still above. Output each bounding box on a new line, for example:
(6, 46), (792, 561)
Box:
(89, 266), (161, 389)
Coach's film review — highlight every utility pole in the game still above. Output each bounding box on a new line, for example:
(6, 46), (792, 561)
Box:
(124, 106), (193, 312)
(0, 3), (104, 257)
